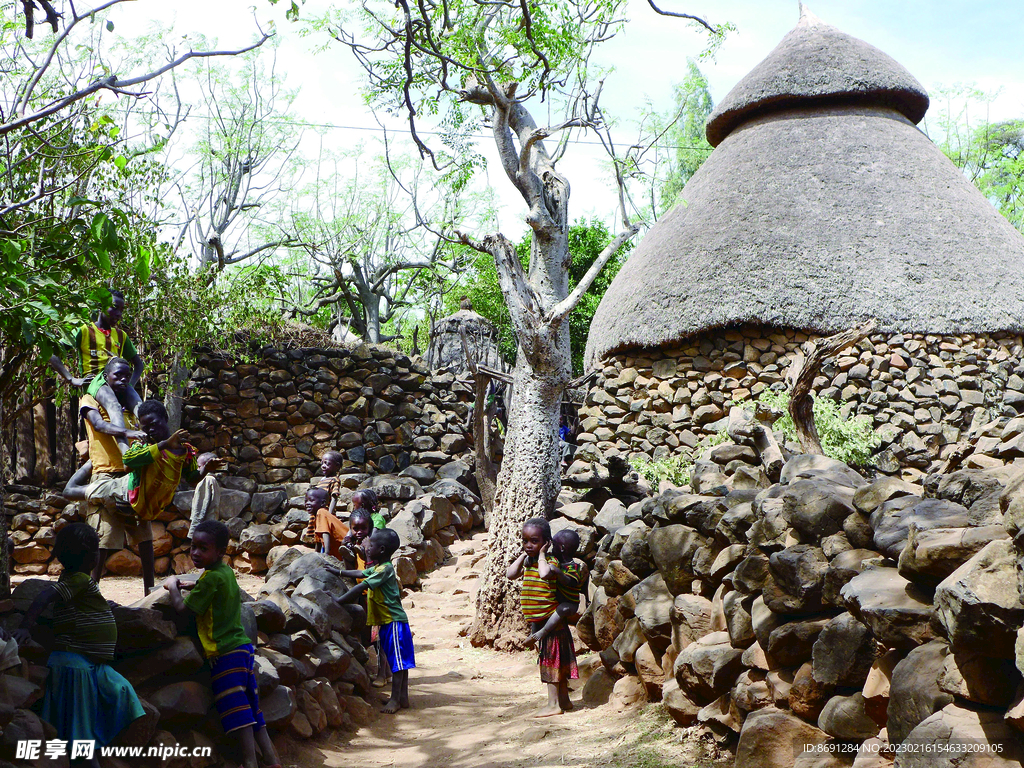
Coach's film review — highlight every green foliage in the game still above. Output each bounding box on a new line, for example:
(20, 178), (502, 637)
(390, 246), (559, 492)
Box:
(448, 218), (630, 373)
(756, 389), (881, 467)
(658, 60), (715, 213)
(926, 84), (1024, 234)
(629, 429), (729, 489)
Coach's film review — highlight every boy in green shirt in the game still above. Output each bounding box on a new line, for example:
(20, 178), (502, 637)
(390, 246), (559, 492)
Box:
(326, 528), (415, 714)
(164, 521), (280, 768)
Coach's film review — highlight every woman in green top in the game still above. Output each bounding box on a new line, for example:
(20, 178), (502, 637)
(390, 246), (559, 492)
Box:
(14, 524), (144, 764)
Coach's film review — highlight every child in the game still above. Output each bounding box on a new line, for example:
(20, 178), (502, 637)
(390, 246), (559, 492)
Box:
(326, 528), (413, 714)
(13, 524), (145, 766)
(526, 529), (587, 647)
(507, 517), (577, 718)
(65, 399), (221, 595)
(339, 508), (389, 687)
(305, 451), (344, 543)
(188, 452), (223, 539)
(164, 521), (281, 768)
(352, 488), (387, 530)
(306, 486), (349, 559)
(49, 290), (145, 452)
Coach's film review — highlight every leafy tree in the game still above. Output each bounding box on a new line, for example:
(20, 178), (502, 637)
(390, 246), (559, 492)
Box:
(925, 84), (1024, 233)
(276, 0), (728, 647)
(657, 60), (714, 213)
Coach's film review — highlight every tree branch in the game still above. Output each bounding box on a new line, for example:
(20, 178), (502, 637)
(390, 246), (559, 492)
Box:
(645, 0), (716, 32)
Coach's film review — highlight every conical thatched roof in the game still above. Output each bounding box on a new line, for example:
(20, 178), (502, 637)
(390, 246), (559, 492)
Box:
(585, 10), (1024, 370)
(705, 7), (929, 147)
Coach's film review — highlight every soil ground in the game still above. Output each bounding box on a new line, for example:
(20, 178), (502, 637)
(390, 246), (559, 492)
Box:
(14, 533), (734, 768)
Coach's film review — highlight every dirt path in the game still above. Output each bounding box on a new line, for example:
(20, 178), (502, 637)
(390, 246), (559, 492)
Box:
(293, 531), (730, 768)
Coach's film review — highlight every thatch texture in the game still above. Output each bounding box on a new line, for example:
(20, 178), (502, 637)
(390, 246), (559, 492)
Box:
(705, 8), (929, 147)
(427, 309), (504, 373)
(585, 104), (1024, 370)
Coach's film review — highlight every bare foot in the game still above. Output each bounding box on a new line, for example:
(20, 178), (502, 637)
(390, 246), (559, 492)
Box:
(525, 630), (546, 648)
(559, 698), (574, 712)
(381, 697), (409, 714)
(532, 704), (563, 718)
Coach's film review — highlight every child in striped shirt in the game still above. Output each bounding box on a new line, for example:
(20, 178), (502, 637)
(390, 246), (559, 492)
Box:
(526, 529), (587, 648)
(507, 517), (578, 718)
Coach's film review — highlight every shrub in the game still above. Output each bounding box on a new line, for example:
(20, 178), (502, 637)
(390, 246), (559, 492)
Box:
(756, 389), (881, 467)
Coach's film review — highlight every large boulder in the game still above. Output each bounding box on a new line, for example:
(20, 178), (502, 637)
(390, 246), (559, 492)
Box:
(626, 574), (674, 654)
(647, 525), (701, 595)
(114, 637), (204, 687)
(735, 707), (838, 768)
(896, 703), (1024, 767)
(782, 480), (857, 538)
(112, 606), (178, 653)
(763, 545), (829, 615)
(823, 549), (882, 607)
(780, 454), (866, 488)
(934, 538), (1024, 658)
(818, 693), (880, 741)
(840, 568), (936, 649)
(593, 498), (628, 535)
(897, 524), (1009, 584)
(673, 632), (743, 703)
(150, 682), (213, 724)
(670, 593), (717, 652)
(887, 640), (953, 747)
(812, 612), (880, 688)
(871, 497), (972, 559)
(938, 652), (1020, 708)
(853, 476), (920, 514)
(767, 616), (832, 668)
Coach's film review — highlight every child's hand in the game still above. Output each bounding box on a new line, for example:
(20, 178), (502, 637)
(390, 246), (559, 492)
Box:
(126, 429), (148, 442)
(11, 627), (31, 645)
(540, 542), (550, 556)
(166, 429), (189, 450)
(324, 565), (340, 577)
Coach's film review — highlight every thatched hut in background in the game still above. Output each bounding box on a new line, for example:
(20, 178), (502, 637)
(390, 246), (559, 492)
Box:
(426, 300), (506, 376)
(581, 8), (1024, 476)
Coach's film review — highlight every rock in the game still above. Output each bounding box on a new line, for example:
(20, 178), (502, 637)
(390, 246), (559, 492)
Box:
(897, 704), (1024, 767)
(871, 497), (972, 559)
(735, 708), (835, 768)
(594, 498), (628, 535)
(0, 709), (44, 753)
(619, 528), (655, 577)
(592, 588), (625, 649)
(610, 674), (647, 709)
(812, 613), (880, 688)
(311, 642), (353, 681)
(862, 649), (900, 726)
(250, 599), (287, 635)
(627, 574), (674, 654)
(934, 539), (1023, 658)
(763, 545), (829, 615)
(853, 477), (920, 514)
(634, 642), (666, 700)
(783, 480), (857, 538)
(363, 474), (422, 501)
(732, 669), (773, 715)
(293, 595), (332, 640)
(999, 468), (1024, 538)
(818, 693), (880, 741)
(781, 454), (865, 488)
(767, 617), (831, 668)
(790, 661), (835, 722)
(823, 549), (881, 607)
(723, 590), (755, 649)
(938, 652), (1020, 707)
(750, 595), (781, 651)
(254, 654), (280, 695)
(265, 592), (316, 634)
(674, 632), (743, 703)
(304, 678), (345, 729)
(104, 548), (142, 576)
(261, 686), (297, 728)
(581, 667), (618, 707)
(239, 524), (274, 555)
(219, 488), (252, 519)
(670, 593), (716, 651)
(647, 528), (704, 598)
(0, 677), (40, 711)
(661, 676), (700, 725)
(558, 501), (597, 524)
(733, 554), (771, 594)
(840, 568), (936, 650)
(112, 605), (178, 653)
(387, 507), (425, 548)
(887, 641), (953, 746)
(118, 698), (160, 747)
(150, 681), (213, 723)
(114, 637), (204, 687)
(898, 524), (1008, 584)
(549, 518), (597, 558)
(602, 560), (641, 597)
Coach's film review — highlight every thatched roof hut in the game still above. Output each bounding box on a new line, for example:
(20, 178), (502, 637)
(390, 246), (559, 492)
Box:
(426, 307), (505, 373)
(585, 8), (1024, 370)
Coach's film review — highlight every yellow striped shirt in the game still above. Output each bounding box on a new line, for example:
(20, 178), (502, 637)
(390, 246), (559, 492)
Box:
(521, 557), (559, 622)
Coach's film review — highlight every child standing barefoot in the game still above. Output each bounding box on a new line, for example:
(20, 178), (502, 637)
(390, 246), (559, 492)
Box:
(164, 521), (280, 768)
(508, 518), (578, 717)
(13, 524), (145, 767)
(327, 528), (414, 714)
(526, 529), (587, 648)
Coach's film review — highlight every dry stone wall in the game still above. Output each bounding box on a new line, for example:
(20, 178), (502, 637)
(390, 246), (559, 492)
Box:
(580, 325), (1024, 475)
(565, 408), (1024, 765)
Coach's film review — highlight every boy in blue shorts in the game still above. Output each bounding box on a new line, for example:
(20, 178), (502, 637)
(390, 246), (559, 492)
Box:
(326, 528), (414, 713)
(164, 521), (281, 768)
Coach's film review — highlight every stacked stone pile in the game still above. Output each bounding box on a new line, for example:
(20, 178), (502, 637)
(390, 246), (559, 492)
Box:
(573, 406), (1024, 767)
(182, 344), (475, 484)
(0, 551), (383, 767)
(4, 464), (484, 582)
(578, 326), (1024, 478)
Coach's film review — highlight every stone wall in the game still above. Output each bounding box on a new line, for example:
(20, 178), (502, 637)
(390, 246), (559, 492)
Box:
(579, 326), (1024, 475)
(564, 416), (1024, 764)
(4, 342), (486, 578)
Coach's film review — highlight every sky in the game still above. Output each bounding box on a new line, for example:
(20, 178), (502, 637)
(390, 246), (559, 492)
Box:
(91, 0), (1024, 240)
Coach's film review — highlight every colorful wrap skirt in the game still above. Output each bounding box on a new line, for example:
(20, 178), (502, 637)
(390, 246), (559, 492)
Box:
(532, 622), (578, 684)
(210, 644), (266, 734)
(42, 651), (145, 746)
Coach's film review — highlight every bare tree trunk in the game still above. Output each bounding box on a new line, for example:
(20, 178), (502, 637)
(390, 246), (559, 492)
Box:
(786, 320), (877, 454)
(164, 356), (190, 433)
(469, 358), (567, 650)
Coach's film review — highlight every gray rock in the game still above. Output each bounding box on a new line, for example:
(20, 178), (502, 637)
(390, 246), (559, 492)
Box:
(811, 612), (879, 687)
(593, 498), (628, 535)
(780, 454), (866, 488)
(853, 476), (920, 514)
(362, 474), (422, 501)
(559, 501), (597, 525)
(840, 567), (936, 649)
(782, 479), (857, 538)
(887, 640), (953, 746)
(871, 497), (971, 559)
(934, 538), (1023, 657)
(435, 460), (473, 487)
(250, 490), (287, 517)
(818, 693), (879, 741)
(723, 590), (755, 649)
(619, 527), (656, 577)
(896, 703), (1024, 767)
(627, 573), (674, 654)
(898, 524), (1008, 584)
(549, 518), (597, 558)
(647, 524), (701, 595)
(388, 507), (425, 547)
(399, 465), (436, 485)
(261, 685), (297, 728)
(733, 554), (770, 594)
(938, 651), (1020, 707)
(763, 545), (829, 615)
(150, 681), (213, 723)
(767, 616), (831, 668)
(823, 549), (880, 607)
(674, 631), (743, 703)
(239, 524), (274, 555)
(112, 605), (178, 653)
(250, 599), (287, 635)
(219, 488), (252, 519)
